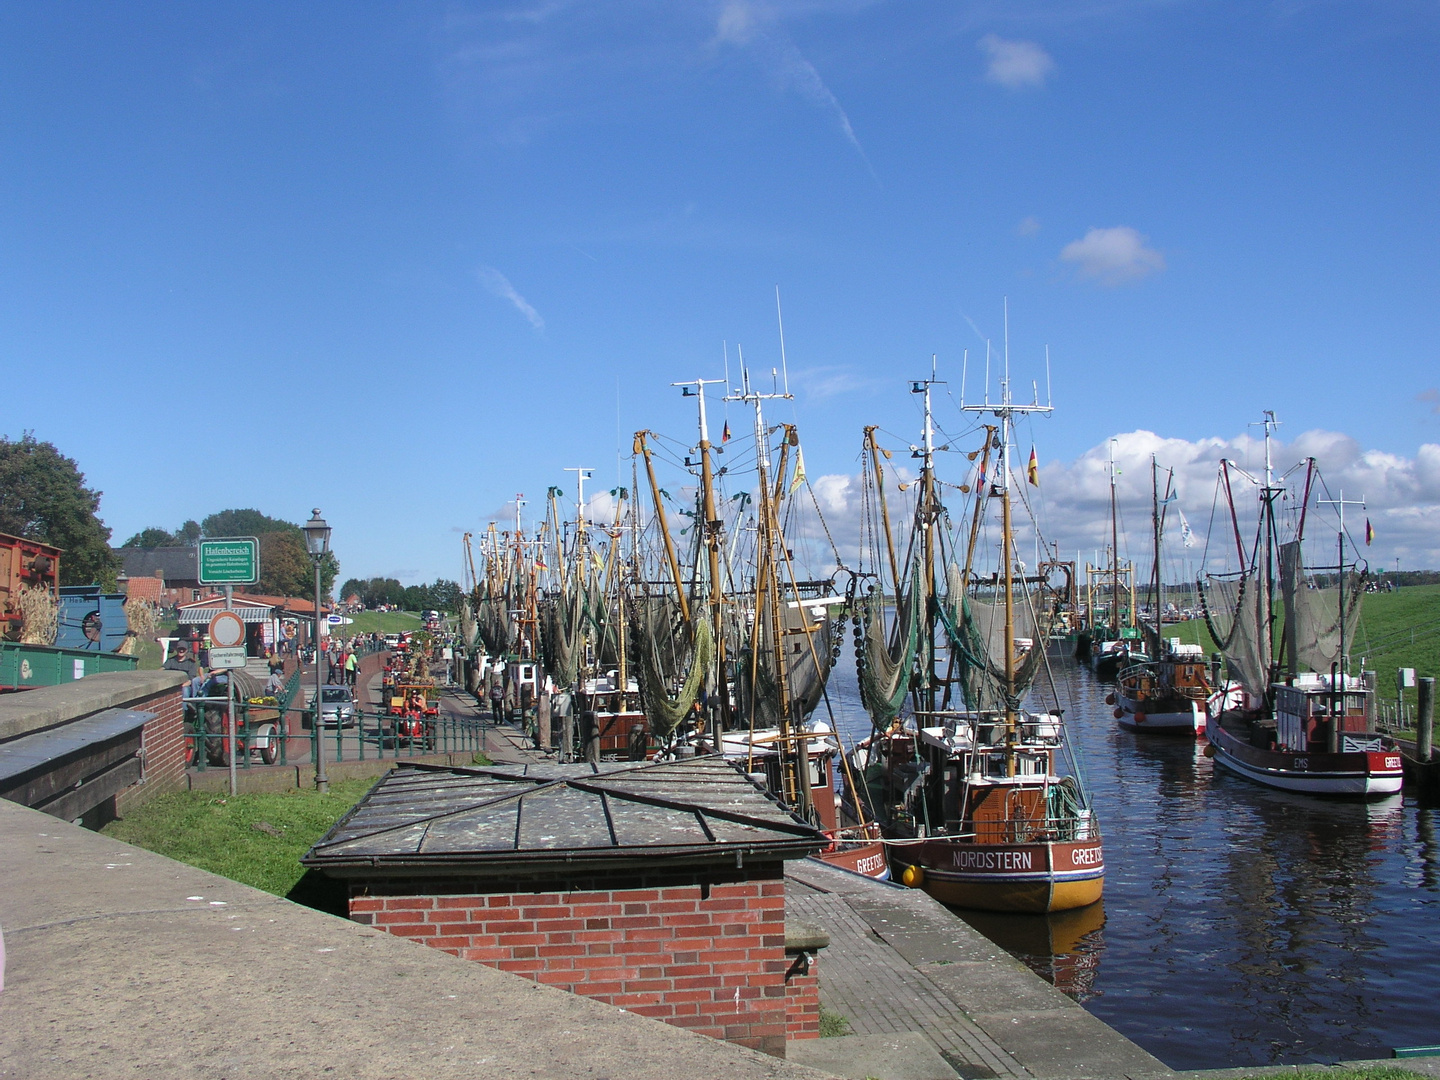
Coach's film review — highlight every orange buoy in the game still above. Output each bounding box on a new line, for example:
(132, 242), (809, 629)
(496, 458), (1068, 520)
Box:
(901, 864), (925, 888)
(1135, 713), (1146, 724)
(1113, 707), (1124, 719)
(1105, 693), (1116, 705)
(1203, 743), (1216, 757)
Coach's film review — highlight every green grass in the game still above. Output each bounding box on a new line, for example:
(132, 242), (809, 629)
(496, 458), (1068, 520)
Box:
(101, 779), (374, 897)
(333, 611), (424, 637)
(135, 617), (178, 671)
(818, 1006), (850, 1038)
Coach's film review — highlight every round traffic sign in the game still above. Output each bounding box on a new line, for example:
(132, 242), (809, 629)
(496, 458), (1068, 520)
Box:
(208, 611), (247, 649)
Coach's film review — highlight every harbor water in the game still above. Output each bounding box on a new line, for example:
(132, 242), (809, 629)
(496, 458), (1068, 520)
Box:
(824, 651), (1440, 1070)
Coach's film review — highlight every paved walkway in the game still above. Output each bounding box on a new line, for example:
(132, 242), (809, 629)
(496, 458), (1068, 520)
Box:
(785, 860), (1173, 1080)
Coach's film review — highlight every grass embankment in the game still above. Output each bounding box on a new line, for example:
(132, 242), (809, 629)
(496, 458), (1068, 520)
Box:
(1165, 583), (1440, 714)
(334, 611), (423, 637)
(1260, 1070), (1429, 1080)
(102, 780), (375, 897)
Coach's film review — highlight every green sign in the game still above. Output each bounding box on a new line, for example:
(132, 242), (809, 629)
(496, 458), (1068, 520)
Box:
(197, 538), (259, 585)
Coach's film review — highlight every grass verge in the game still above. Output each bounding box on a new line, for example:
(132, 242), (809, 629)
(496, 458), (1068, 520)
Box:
(818, 1005), (850, 1038)
(101, 779), (374, 897)
(333, 611), (424, 637)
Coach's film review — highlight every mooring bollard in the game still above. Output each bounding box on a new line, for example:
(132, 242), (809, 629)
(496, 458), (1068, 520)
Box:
(1418, 677), (1435, 763)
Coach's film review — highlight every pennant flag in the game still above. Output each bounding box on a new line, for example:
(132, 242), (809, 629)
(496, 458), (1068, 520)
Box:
(535, 556), (547, 569)
(789, 448), (807, 494)
(1178, 509), (1196, 549)
(721, 421), (731, 443)
(976, 457), (987, 485)
(1365, 518), (1375, 546)
(1027, 446), (1040, 487)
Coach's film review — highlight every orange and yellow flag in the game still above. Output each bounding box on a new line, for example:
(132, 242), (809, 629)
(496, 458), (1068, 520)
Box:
(1027, 446), (1040, 486)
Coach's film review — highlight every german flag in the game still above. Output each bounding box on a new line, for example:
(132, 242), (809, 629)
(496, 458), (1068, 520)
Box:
(1027, 446), (1040, 487)
(1365, 518), (1375, 546)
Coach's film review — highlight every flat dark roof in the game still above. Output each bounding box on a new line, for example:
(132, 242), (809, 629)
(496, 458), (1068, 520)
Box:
(302, 755), (825, 878)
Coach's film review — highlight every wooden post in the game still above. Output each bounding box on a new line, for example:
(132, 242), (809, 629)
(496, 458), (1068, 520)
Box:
(1418, 677), (1435, 763)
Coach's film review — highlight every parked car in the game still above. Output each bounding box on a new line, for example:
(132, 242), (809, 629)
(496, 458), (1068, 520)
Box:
(318, 685), (356, 728)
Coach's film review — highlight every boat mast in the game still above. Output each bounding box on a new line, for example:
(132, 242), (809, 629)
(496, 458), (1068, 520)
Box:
(674, 377), (732, 731)
(1257, 411), (1281, 683)
(961, 338), (1052, 764)
(1109, 440), (1120, 633)
(910, 365), (940, 714)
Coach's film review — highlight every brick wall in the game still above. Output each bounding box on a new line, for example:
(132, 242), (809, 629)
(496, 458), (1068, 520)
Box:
(116, 685), (187, 814)
(351, 878), (793, 1056)
(785, 953), (820, 1040)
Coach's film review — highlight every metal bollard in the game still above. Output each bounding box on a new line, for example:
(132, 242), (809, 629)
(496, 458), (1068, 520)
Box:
(1419, 677), (1435, 763)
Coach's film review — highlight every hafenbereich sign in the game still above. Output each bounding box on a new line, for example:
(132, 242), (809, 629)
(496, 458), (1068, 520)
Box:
(197, 538), (259, 585)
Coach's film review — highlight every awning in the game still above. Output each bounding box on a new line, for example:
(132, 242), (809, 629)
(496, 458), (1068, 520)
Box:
(177, 605), (275, 625)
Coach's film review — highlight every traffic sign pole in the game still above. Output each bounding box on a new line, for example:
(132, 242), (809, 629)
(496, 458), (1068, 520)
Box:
(226, 586), (237, 797)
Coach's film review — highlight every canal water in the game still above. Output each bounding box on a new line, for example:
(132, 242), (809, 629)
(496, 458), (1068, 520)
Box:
(823, 651), (1440, 1070)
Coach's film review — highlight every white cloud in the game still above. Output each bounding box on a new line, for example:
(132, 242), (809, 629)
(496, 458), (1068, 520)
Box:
(792, 427), (1440, 577)
(478, 266), (545, 330)
(979, 34), (1055, 90)
(1016, 215), (1041, 237)
(1059, 226), (1165, 285)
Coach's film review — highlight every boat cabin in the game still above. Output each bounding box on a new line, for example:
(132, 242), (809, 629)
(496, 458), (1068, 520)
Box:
(1273, 674), (1378, 753)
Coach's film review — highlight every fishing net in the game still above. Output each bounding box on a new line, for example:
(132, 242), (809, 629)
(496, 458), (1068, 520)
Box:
(1200, 570), (1271, 698)
(458, 598), (478, 648)
(855, 564), (920, 726)
(940, 564), (1054, 712)
(632, 603), (713, 738)
(1279, 541), (1364, 676)
(739, 601), (838, 727)
(540, 585), (585, 689)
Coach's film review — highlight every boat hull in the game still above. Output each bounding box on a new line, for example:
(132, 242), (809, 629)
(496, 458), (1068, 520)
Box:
(888, 837), (1104, 914)
(1115, 696), (1204, 735)
(1207, 720), (1403, 797)
(813, 840), (890, 880)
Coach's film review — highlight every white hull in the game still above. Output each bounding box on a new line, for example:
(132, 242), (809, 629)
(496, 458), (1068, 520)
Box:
(1115, 698), (1204, 734)
(1211, 744), (1403, 796)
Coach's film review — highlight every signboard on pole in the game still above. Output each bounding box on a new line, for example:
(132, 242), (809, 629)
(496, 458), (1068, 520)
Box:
(208, 646), (247, 670)
(197, 538), (260, 585)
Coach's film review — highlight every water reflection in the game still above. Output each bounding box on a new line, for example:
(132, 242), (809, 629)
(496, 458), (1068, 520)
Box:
(826, 649), (1440, 1070)
(957, 902), (1107, 1001)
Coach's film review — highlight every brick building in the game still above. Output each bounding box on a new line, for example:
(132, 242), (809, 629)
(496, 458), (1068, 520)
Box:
(302, 757), (828, 1057)
(115, 547), (201, 609)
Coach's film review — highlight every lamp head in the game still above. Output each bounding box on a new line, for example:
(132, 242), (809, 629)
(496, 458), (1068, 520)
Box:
(303, 509), (331, 557)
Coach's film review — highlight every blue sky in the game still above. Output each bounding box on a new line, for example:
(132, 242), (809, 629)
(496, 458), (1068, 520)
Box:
(4, 1), (1439, 583)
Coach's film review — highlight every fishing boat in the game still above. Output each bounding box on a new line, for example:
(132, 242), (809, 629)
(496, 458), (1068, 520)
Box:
(1199, 412), (1402, 797)
(1111, 458), (1211, 735)
(853, 353), (1104, 913)
(631, 366), (889, 878)
(1079, 441), (1147, 680)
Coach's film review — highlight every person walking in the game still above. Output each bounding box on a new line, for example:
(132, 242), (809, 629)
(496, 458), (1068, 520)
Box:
(489, 680), (505, 726)
(345, 649), (358, 687)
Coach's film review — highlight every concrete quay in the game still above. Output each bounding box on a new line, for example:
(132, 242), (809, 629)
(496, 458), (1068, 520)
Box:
(784, 860), (1170, 1080)
(0, 794), (830, 1080)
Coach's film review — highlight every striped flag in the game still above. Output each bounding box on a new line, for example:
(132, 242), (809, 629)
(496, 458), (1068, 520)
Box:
(1365, 518), (1375, 546)
(1027, 446), (1040, 486)
(721, 421), (730, 444)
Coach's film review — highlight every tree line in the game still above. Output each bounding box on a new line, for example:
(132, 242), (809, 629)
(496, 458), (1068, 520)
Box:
(121, 508), (340, 599)
(338, 576), (463, 614)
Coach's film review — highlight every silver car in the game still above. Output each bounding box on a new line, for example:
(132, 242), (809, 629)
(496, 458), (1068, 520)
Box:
(318, 686), (356, 728)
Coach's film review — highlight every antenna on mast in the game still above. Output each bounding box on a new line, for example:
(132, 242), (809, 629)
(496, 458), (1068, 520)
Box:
(775, 286), (790, 396)
(960, 348), (969, 407)
(1045, 345), (1052, 407)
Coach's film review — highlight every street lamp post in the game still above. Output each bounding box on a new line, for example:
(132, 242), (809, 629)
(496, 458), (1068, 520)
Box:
(303, 509), (333, 793)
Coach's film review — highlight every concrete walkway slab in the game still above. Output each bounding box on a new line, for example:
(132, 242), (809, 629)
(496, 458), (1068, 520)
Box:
(0, 797), (834, 1080)
(789, 1033), (960, 1080)
(786, 860), (1171, 1080)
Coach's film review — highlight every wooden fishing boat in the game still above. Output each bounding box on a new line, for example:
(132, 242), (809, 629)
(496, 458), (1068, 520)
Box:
(1199, 411), (1401, 798)
(1111, 458), (1211, 735)
(852, 350), (1104, 913)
